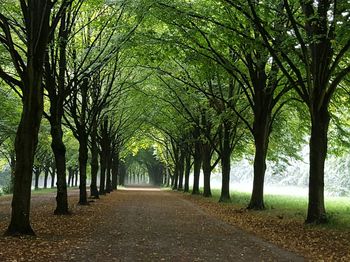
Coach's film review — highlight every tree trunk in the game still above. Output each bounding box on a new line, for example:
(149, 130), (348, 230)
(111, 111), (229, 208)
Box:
(67, 167), (73, 187)
(248, 106), (271, 210)
(172, 164), (178, 190)
(202, 143), (212, 197)
(6, 106), (41, 236)
(192, 140), (201, 195)
(78, 135), (89, 205)
(90, 124), (99, 199)
(111, 152), (119, 190)
(90, 146), (99, 198)
(184, 154), (191, 193)
(105, 153), (112, 193)
(219, 123), (231, 202)
(306, 105), (329, 223)
(177, 151), (185, 191)
(4, 0), (54, 237)
(44, 168), (49, 189)
(5, 78), (43, 236)
(106, 170), (112, 192)
(51, 121), (69, 214)
(50, 167), (56, 188)
(170, 169), (174, 187)
(172, 144), (179, 190)
(74, 169), (78, 187)
(51, 12), (69, 215)
(248, 135), (268, 209)
(34, 168), (40, 190)
(99, 152), (106, 195)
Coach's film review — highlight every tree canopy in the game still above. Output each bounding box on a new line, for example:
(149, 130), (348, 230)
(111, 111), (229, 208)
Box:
(0, 0), (349, 235)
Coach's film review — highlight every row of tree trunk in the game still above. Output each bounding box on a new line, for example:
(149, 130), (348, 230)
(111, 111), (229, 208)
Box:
(169, 109), (241, 204)
(125, 173), (148, 184)
(33, 165), (79, 190)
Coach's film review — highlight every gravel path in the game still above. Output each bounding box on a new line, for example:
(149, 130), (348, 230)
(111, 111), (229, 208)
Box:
(61, 187), (304, 262)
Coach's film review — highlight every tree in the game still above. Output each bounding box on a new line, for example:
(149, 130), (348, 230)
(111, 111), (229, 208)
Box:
(43, 0), (85, 214)
(155, 0), (294, 208)
(64, 0), (143, 204)
(243, 0), (350, 223)
(0, 0), (71, 236)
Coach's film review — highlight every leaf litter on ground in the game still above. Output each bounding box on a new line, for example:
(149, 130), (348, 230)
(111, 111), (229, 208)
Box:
(179, 192), (350, 261)
(0, 189), (349, 261)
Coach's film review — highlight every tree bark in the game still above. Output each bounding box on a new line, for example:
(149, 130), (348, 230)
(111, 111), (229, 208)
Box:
(90, 123), (99, 199)
(177, 150), (185, 191)
(202, 143), (212, 198)
(44, 168), (49, 189)
(99, 151), (106, 195)
(184, 153), (191, 193)
(171, 142), (180, 190)
(3, 0), (66, 236)
(51, 12), (69, 215)
(90, 146), (99, 198)
(306, 105), (329, 223)
(170, 169), (174, 187)
(219, 123), (231, 202)
(172, 165), (178, 190)
(50, 165), (56, 188)
(99, 118), (110, 193)
(105, 153), (112, 193)
(248, 109), (270, 210)
(6, 73), (44, 235)
(248, 123), (268, 210)
(6, 104), (41, 236)
(192, 140), (201, 195)
(74, 169), (78, 187)
(78, 135), (89, 205)
(34, 168), (40, 190)
(67, 167), (73, 188)
(112, 153), (119, 190)
(51, 121), (69, 214)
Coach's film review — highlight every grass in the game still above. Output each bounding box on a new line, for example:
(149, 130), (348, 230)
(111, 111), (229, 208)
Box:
(31, 188), (58, 195)
(202, 188), (350, 230)
(0, 187), (79, 197)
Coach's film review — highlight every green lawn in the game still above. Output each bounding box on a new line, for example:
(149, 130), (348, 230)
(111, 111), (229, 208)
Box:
(0, 187), (79, 197)
(31, 188), (60, 195)
(202, 188), (350, 230)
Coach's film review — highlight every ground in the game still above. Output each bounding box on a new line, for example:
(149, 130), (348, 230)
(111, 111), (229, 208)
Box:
(0, 187), (348, 261)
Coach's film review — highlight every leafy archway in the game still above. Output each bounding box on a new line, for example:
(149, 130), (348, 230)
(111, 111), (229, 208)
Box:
(125, 148), (164, 186)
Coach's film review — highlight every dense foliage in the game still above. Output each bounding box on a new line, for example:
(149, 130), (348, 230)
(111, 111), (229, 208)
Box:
(0, 0), (349, 235)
